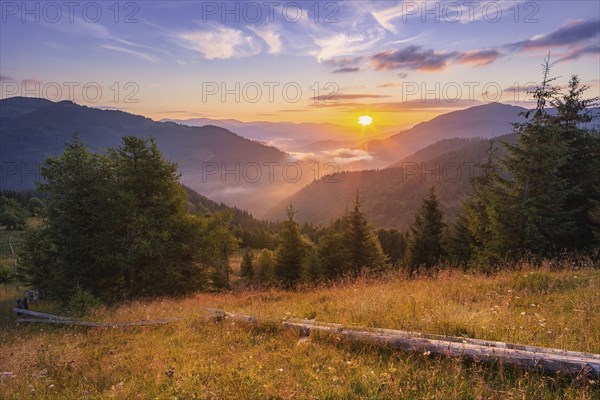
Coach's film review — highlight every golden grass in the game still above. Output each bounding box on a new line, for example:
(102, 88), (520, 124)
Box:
(1, 268), (599, 399)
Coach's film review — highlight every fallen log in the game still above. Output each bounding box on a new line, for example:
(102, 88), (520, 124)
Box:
(206, 308), (600, 378)
(13, 308), (179, 327)
(12, 308), (72, 320)
(16, 317), (179, 327)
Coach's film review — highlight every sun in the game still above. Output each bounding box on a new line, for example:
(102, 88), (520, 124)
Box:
(358, 115), (373, 126)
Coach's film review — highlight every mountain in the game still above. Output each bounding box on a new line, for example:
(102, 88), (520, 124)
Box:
(0, 97), (293, 215)
(362, 102), (527, 166)
(265, 133), (517, 229)
(161, 117), (365, 152)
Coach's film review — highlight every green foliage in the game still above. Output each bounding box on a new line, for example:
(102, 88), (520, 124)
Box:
(20, 135), (237, 302)
(240, 249), (254, 279)
(26, 197), (45, 216)
(274, 205), (306, 287)
(254, 249), (276, 285)
(318, 230), (349, 279)
(406, 187), (446, 273)
(68, 284), (101, 316)
(0, 266), (15, 293)
(464, 61), (600, 262)
(445, 213), (476, 268)
(0, 196), (29, 230)
(377, 228), (407, 265)
(342, 192), (388, 275)
(300, 245), (322, 283)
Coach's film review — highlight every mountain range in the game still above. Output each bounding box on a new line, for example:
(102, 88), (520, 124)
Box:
(1, 97), (540, 223)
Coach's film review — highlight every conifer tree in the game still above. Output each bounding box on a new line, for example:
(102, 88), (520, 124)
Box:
(406, 187), (445, 273)
(342, 191), (387, 275)
(274, 205), (305, 287)
(240, 249), (254, 279)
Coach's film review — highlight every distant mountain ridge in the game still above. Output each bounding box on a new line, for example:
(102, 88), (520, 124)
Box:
(0, 97), (289, 214)
(363, 102), (527, 165)
(265, 134), (517, 228)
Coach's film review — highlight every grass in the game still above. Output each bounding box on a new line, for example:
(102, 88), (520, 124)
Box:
(0, 267), (599, 399)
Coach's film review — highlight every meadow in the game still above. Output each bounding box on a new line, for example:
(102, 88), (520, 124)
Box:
(1, 262), (599, 399)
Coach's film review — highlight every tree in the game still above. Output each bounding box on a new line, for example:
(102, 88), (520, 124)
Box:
(318, 230), (349, 279)
(255, 249), (276, 285)
(445, 213), (475, 268)
(377, 228), (407, 265)
(21, 135), (237, 302)
(0, 197), (28, 230)
(464, 59), (600, 261)
(342, 191), (387, 275)
(240, 249), (254, 279)
(300, 245), (322, 283)
(274, 205), (306, 288)
(406, 187), (446, 273)
(0, 267), (14, 293)
(27, 197), (45, 216)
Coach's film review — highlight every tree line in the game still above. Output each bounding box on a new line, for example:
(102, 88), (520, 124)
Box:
(10, 62), (600, 302)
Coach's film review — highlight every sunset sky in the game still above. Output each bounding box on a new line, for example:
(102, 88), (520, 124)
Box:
(1, 1), (599, 130)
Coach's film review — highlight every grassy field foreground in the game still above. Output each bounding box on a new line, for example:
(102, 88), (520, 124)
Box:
(0, 268), (599, 399)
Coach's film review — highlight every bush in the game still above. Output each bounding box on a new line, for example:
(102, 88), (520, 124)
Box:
(68, 284), (101, 316)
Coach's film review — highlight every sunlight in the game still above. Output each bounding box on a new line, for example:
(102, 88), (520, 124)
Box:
(358, 115), (373, 126)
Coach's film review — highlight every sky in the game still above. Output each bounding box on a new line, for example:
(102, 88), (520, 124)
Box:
(1, 0), (599, 130)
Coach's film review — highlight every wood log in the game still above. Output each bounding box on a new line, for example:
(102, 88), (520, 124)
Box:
(13, 308), (71, 320)
(16, 317), (179, 327)
(206, 308), (600, 378)
(286, 318), (600, 362)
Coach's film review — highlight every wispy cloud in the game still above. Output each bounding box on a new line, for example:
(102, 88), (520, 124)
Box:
(178, 24), (260, 60)
(456, 49), (502, 66)
(313, 30), (385, 62)
(370, 46), (457, 71)
(248, 25), (282, 55)
(101, 45), (159, 62)
(558, 44), (600, 62)
(332, 67), (361, 73)
(507, 19), (600, 51)
(311, 93), (392, 102)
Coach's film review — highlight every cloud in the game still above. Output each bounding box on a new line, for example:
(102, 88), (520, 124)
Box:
(101, 45), (159, 62)
(310, 99), (482, 112)
(248, 25), (282, 55)
(370, 46), (457, 71)
(377, 83), (402, 88)
(323, 148), (374, 165)
(179, 24), (260, 59)
(332, 67), (360, 73)
(455, 49), (502, 66)
(313, 30), (384, 62)
(507, 19), (600, 51)
(289, 148), (374, 165)
(311, 93), (391, 102)
(0, 75), (14, 82)
(558, 44), (600, 62)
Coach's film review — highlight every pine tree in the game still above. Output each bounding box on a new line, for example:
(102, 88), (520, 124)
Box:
(406, 187), (445, 274)
(21, 135), (237, 302)
(445, 213), (475, 267)
(240, 249), (254, 279)
(464, 59), (599, 260)
(317, 230), (349, 279)
(255, 249), (276, 285)
(274, 205), (305, 287)
(342, 191), (387, 275)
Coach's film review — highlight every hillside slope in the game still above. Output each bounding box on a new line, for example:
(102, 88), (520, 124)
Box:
(266, 134), (517, 228)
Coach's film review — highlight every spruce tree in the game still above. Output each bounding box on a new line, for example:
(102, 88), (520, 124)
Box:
(274, 205), (305, 287)
(406, 187), (445, 273)
(342, 191), (387, 275)
(240, 249), (254, 279)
